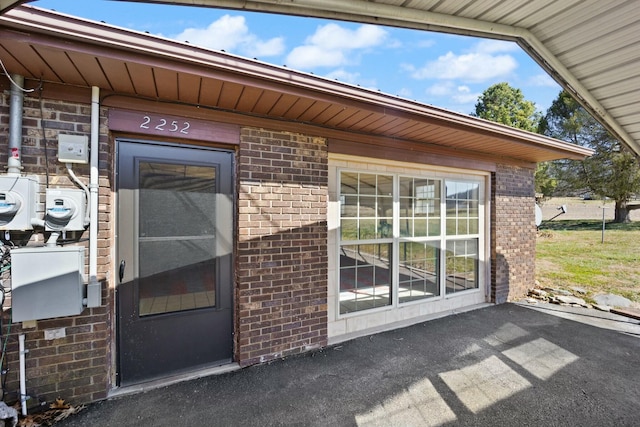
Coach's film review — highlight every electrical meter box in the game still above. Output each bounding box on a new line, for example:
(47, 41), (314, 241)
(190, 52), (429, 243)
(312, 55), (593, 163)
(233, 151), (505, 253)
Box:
(45, 188), (86, 231)
(10, 246), (85, 322)
(0, 175), (38, 231)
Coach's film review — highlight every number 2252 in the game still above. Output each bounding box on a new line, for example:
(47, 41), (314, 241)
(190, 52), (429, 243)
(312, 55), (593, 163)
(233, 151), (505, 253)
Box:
(140, 116), (190, 134)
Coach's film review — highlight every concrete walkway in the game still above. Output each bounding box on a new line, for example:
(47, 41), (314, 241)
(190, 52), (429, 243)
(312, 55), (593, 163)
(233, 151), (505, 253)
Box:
(57, 303), (640, 426)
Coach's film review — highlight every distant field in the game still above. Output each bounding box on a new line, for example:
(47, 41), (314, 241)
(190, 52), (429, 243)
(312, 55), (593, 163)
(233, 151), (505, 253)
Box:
(539, 197), (640, 222)
(536, 220), (640, 306)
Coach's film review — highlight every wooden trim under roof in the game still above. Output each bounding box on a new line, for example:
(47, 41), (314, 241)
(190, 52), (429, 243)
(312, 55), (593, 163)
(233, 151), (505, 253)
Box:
(0, 6), (593, 164)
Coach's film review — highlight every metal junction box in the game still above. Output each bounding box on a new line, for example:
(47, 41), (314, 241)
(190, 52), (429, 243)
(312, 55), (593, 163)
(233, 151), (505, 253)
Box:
(10, 246), (85, 322)
(0, 175), (38, 231)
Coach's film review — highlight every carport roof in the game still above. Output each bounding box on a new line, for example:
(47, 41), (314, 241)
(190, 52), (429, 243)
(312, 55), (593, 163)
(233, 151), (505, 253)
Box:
(99, 0), (640, 158)
(0, 5), (591, 163)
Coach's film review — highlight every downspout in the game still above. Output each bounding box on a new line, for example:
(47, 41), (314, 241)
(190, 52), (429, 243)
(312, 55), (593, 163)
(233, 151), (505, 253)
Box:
(86, 86), (100, 308)
(7, 74), (23, 176)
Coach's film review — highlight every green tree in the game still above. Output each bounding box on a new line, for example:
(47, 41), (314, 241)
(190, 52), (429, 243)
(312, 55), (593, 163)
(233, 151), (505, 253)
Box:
(473, 82), (555, 197)
(539, 91), (640, 223)
(473, 82), (541, 132)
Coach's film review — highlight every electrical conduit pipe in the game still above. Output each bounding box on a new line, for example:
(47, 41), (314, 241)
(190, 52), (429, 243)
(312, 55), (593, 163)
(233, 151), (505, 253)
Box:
(86, 86), (100, 307)
(19, 334), (27, 416)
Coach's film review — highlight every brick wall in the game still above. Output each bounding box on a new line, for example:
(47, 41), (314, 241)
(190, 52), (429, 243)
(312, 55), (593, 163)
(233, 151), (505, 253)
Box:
(0, 91), (112, 405)
(236, 128), (328, 366)
(491, 163), (536, 303)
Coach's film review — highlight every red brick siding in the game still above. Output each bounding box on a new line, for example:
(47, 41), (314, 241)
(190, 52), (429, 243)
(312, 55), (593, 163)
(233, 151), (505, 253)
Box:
(491, 164), (536, 303)
(236, 128), (328, 367)
(0, 91), (112, 405)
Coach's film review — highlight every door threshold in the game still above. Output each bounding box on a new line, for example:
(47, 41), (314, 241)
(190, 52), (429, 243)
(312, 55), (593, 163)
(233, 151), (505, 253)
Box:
(108, 362), (241, 399)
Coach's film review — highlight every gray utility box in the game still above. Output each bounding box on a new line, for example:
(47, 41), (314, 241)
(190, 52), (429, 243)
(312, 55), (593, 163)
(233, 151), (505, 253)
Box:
(11, 246), (85, 322)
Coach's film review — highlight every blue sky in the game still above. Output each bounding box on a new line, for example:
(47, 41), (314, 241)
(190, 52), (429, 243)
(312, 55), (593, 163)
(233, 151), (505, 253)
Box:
(33, 0), (562, 115)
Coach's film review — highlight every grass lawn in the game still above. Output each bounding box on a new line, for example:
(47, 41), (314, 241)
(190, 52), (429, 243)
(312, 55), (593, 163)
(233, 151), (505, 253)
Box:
(536, 220), (640, 304)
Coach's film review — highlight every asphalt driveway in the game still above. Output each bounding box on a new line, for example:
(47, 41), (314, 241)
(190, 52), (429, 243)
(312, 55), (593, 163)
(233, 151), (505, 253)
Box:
(57, 303), (640, 426)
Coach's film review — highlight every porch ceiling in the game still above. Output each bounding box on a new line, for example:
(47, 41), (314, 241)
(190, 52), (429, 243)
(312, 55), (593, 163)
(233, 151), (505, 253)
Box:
(0, 6), (591, 163)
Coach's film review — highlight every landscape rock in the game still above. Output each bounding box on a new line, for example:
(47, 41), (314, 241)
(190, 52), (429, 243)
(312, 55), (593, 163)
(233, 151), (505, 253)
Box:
(593, 304), (611, 312)
(544, 287), (572, 296)
(530, 288), (548, 298)
(593, 294), (632, 308)
(555, 295), (590, 308)
(570, 287), (588, 295)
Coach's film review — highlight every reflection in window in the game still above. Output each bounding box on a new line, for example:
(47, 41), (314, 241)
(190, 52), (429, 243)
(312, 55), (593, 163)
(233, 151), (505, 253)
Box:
(138, 162), (217, 316)
(445, 239), (478, 294)
(340, 173), (393, 241)
(399, 242), (440, 303)
(399, 177), (441, 238)
(340, 244), (392, 314)
(338, 171), (483, 315)
(446, 181), (480, 236)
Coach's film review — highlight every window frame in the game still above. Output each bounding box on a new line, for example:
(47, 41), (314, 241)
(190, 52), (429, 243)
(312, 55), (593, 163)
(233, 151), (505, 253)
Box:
(336, 167), (486, 318)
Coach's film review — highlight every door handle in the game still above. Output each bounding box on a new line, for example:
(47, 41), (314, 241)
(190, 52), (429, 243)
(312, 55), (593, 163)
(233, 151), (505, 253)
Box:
(119, 260), (126, 283)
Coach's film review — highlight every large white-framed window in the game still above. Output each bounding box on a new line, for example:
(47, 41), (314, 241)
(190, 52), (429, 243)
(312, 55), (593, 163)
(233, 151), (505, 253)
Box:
(337, 169), (485, 316)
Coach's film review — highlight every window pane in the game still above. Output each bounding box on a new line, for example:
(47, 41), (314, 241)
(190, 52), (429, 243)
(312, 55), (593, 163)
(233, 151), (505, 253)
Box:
(379, 195), (393, 217)
(359, 174), (377, 195)
(340, 244), (392, 314)
(341, 172), (358, 195)
(340, 172), (394, 242)
(359, 195), (376, 217)
(445, 238), (478, 294)
(341, 219), (358, 240)
(359, 219), (377, 240)
(377, 218), (393, 238)
(377, 175), (393, 196)
(341, 195), (358, 217)
(428, 219), (440, 237)
(413, 219), (427, 237)
(446, 180), (480, 236)
(399, 241), (440, 303)
(400, 218), (413, 237)
(399, 177), (441, 238)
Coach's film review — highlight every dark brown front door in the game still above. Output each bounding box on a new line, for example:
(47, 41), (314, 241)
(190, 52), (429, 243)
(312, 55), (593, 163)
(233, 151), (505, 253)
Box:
(117, 139), (233, 386)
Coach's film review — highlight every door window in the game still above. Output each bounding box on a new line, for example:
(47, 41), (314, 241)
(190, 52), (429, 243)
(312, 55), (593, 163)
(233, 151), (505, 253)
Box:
(138, 162), (218, 316)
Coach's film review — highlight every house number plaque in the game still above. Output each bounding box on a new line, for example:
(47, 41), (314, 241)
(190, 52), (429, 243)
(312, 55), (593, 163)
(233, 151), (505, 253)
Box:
(108, 109), (240, 145)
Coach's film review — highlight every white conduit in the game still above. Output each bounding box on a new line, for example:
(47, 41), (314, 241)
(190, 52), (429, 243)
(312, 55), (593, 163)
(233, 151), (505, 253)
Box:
(87, 86), (100, 306)
(19, 334), (27, 416)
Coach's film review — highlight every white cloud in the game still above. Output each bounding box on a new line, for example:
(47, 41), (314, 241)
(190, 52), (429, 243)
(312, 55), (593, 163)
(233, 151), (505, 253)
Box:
(452, 88), (481, 104)
(286, 45), (346, 68)
(406, 37), (518, 83)
(286, 23), (388, 70)
(528, 73), (559, 87)
(173, 15), (285, 58)
(397, 87), (413, 99)
(411, 51), (517, 82)
(426, 81), (454, 96)
(474, 39), (519, 54)
(307, 23), (387, 50)
(325, 69), (361, 84)
(417, 39), (436, 48)
(324, 69), (378, 90)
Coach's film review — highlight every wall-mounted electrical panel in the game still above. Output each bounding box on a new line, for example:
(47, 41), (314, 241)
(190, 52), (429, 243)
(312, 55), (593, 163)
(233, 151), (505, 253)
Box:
(45, 188), (86, 231)
(58, 134), (89, 164)
(10, 246), (85, 322)
(0, 176), (38, 231)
